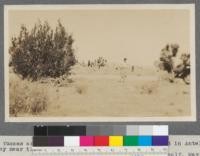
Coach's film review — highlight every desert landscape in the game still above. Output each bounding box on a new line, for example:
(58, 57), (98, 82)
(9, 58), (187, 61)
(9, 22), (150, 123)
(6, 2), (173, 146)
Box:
(5, 6), (194, 120)
(9, 63), (191, 117)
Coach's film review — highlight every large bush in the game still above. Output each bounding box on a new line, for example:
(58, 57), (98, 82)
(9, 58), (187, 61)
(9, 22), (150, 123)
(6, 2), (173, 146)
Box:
(9, 20), (76, 81)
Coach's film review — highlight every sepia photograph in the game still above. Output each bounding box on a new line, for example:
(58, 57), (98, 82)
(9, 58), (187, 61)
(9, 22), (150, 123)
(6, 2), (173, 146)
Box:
(4, 5), (196, 122)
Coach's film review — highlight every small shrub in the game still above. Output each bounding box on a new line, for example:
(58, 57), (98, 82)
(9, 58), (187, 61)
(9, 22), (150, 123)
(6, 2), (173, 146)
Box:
(140, 82), (158, 94)
(9, 20), (76, 81)
(9, 76), (48, 116)
(67, 78), (74, 83)
(75, 85), (87, 94)
(27, 87), (48, 114)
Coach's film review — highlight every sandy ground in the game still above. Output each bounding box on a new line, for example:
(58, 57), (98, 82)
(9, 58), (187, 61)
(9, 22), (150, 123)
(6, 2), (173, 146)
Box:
(10, 65), (191, 117)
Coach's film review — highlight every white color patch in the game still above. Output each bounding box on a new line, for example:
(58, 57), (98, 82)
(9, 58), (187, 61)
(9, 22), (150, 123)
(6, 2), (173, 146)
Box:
(64, 136), (80, 147)
(153, 125), (168, 136)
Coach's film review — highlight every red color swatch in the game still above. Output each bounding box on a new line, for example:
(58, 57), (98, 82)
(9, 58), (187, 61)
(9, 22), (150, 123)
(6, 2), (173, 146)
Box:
(94, 136), (109, 146)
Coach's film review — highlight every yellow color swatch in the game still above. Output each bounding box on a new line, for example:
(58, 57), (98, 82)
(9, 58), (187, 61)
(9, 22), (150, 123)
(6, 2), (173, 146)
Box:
(109, 136), (123, 146)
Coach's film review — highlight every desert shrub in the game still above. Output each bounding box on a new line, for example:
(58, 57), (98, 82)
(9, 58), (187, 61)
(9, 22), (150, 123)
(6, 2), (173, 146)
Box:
(158, 43), (180, 73)
(9, 20), (76, 81)
(75, 84), (87, 94)
(9, 75), (48, 116)
(139, 82), (158, 94)
(87, 57), (107, 68)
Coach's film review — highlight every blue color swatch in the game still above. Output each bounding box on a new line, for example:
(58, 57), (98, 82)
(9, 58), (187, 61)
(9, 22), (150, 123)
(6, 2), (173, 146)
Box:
(138, 136), (152, 146)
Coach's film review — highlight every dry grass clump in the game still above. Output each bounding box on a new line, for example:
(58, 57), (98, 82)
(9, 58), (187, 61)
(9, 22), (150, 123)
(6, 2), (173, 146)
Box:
(140, 81), (158, 94)
(39, 75), (74, 87)
(9, 76), (48, 116)
(75, 84), (87, 95)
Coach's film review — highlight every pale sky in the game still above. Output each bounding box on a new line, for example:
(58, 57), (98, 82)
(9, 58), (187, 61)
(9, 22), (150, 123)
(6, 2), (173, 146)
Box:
(8, 8), (192, 66)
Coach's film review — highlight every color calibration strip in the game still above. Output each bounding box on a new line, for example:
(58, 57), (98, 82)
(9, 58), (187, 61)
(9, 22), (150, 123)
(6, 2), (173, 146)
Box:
(33, 125), (168, 147)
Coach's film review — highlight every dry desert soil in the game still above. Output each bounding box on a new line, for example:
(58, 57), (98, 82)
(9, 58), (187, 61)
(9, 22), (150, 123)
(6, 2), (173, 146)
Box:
(9, 64), (191, 118)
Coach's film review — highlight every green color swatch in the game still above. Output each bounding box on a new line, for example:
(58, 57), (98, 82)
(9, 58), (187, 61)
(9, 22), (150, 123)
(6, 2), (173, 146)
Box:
(123, 136), (138, 146)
